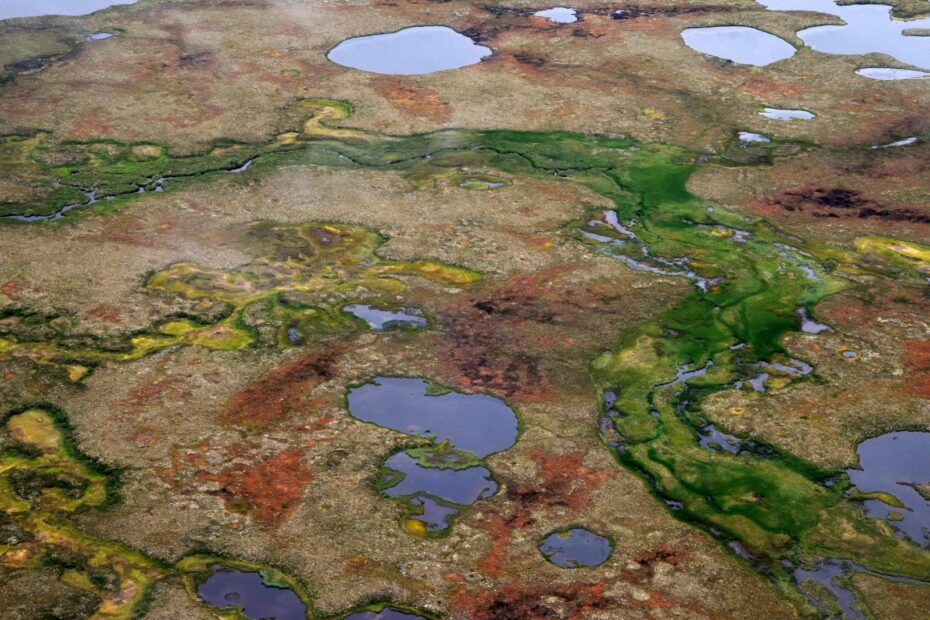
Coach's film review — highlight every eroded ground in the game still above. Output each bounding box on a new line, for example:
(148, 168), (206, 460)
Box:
(1, 1), (930, 619)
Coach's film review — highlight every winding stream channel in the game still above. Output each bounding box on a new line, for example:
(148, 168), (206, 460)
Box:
(3, 102), (930, 617)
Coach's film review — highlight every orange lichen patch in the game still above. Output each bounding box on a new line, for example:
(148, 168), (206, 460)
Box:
(903, 340), (930, 399)
(221, 348), (341, 428)
(0, 280), (30, 300)
(87, 304), (123, 323)
(369, 76), (452, 123)
(198, 449), (312, 526)
(71, 109), (114, 140)
(475, 511), (535, 579)
(514, 449), (611, 511)
(742, 73), (806, 100)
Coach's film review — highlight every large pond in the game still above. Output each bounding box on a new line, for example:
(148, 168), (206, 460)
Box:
(680, 26), (797, 66)
(847, 431), (930, 545)
(348, 377), (518, 534)
(0, 1), (136, 19)
(327, 26), (491, 75)
(197, 569), (306, 620)
(758, 0), (930, 70)
(347, 377), (517, 457)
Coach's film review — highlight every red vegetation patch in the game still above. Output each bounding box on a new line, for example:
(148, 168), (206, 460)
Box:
(512, 449), (611, 511)
(221, 348), (341, 428)
(198, 449), (312, 526)
(369, 76), (452, 123)
(87, 304), (122, 323)
(0, 280), (29, 300)
(903, 340), (930, 399)
(475, 511), (535, 579)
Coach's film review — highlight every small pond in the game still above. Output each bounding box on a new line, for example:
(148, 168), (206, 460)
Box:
(539, 527), (613, 568)
(680, 26), (796, 66)
(1, 1), (136, 20)
(343, 305), (427, 331)
(847, 431), (930, 545)
(857, 67), (929, 80)
(534, 7), (578, 24)
(327, 26), (491, 75)
(348, 376), (518, 534)
(197, 569), (306, 620)
(760, 107), (815, 120)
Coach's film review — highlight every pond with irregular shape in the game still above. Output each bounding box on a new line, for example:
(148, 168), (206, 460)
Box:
(348, 377), (518, 534)
(847, 431), (930, 545)
(197, 569), (306, 620)
(327, 26), (491, 75)
(347, 377), (518, 457)
(539, 527), (613, 567)
(680, 26), (796, 66)
(534, 7), (578, 23)
(0, 1), (136, 19)
(758, 0), (930, 70)
(343, 304), (427, 330)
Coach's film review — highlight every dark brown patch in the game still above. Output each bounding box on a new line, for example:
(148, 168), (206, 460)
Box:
(453, 581), (611, 619)
(438, 267), (632, 402)
(768, 186), (930, 224)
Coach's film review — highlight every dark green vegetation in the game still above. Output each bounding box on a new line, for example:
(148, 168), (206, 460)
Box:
(3, 100), (930, 616)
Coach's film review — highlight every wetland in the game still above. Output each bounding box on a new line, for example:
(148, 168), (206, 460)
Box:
(2, 1), (930, 618)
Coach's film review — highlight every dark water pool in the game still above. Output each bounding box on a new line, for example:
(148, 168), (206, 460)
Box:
(539, 527), (613, 568)
(847, 431), (930, 545)
(197, 569), (306, 620)
(347, 377), (518, 457)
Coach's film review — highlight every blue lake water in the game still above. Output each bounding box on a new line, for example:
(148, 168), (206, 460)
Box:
(539, 528), (613, 568)
(347, 377), (518, 458)
(197, 569), (306, 620)
(343, 305), (427, 331)
(760, 108), (815, 120)
(847, 431), (930, 546)
(759, 0), (930, 70)
(534, 8), (578, 24)
(327, 26), (491, 75)
(680, 26), (796, 66)
(0, 1), (136, 19)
